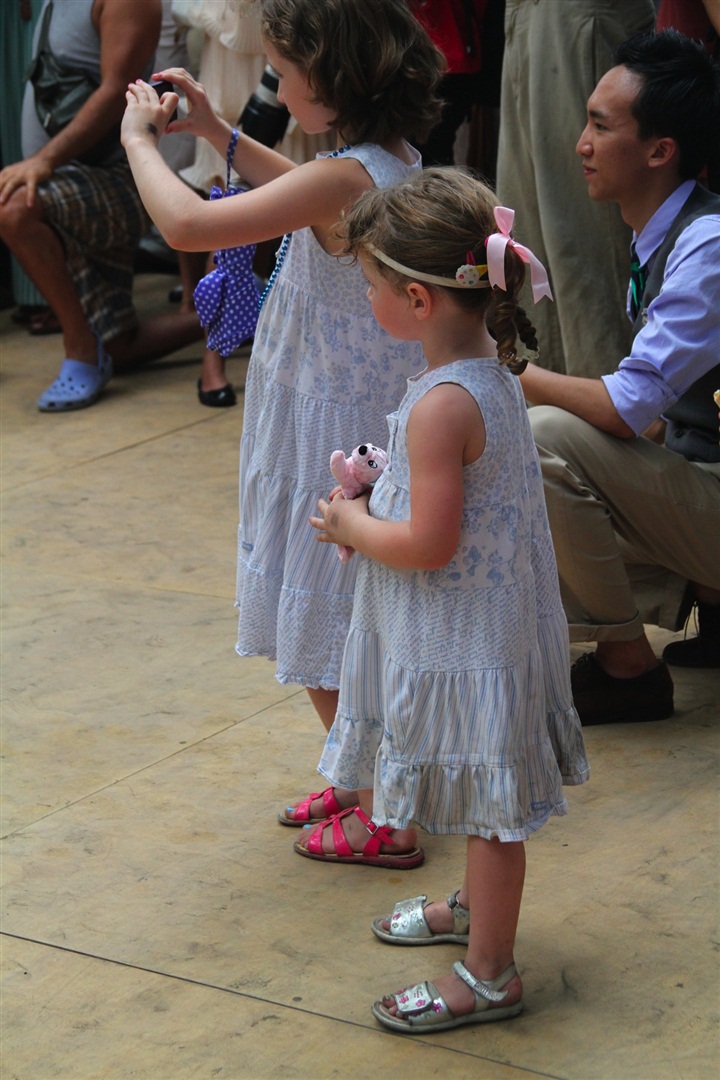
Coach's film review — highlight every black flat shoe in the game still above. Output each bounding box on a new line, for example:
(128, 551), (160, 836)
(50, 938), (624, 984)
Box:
(663, 602), (720, 669)
(197, 379), (236, 408)
(11, 304), (49, 325)
(571, 652), (674, 725)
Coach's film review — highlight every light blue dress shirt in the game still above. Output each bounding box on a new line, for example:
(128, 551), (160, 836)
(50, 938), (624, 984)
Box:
(601, 180), (720, 435)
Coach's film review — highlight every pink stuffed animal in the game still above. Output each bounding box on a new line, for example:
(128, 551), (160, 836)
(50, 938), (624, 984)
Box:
(329, 443), (388, 561)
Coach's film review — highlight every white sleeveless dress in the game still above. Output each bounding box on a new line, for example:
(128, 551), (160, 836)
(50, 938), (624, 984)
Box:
(235, 142), (425, 689)
(319, 358), (590, 840)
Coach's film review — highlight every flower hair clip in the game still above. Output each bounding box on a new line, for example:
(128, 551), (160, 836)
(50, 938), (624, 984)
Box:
(455, 251), (489, 288)
(485, 207), (553, 303)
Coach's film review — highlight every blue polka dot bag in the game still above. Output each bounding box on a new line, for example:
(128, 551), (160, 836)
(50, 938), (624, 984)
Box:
(193, 129), (260, 357)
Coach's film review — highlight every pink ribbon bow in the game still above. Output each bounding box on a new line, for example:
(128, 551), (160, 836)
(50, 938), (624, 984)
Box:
(485, 206), (553, 303)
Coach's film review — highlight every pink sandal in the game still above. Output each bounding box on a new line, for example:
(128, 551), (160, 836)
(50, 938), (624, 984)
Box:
(278, 786), (343, 827)
(293, 806), (425, 869)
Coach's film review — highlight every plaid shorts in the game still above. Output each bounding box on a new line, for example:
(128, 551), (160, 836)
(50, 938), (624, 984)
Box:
(38, 158), (150, 343)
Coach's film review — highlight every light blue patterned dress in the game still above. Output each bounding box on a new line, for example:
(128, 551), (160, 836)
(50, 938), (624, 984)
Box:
(235, 143), (424, 688)
(319, 358), (590, 840)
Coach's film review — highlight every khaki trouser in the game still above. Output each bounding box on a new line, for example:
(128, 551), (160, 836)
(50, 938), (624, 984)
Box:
(497, 0), (655, 377)
(530, 407), (720, 642)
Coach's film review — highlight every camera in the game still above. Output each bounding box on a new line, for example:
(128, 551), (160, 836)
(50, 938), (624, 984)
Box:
(238, 65), (290, 148)
(150, 79), (177, 122)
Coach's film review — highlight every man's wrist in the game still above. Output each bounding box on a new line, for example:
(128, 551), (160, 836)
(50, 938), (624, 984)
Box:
(33, 146), (59, 178)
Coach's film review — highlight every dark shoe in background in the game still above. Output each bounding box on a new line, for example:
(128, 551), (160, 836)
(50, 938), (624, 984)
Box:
(28, 308), (61, 335)
(197, 379), (236, 408)
(11, 303), (48, 324)
(571, 652), (674, 725)
(663, 602), (720, 669)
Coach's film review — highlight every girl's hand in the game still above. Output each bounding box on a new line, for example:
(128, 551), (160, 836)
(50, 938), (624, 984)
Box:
(150, 67), (224, 144)
(310, 492), (370, 547)
(122, 78), (176, 148)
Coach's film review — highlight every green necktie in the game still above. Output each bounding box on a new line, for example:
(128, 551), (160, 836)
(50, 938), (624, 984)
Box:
(629, 242), (647, 320)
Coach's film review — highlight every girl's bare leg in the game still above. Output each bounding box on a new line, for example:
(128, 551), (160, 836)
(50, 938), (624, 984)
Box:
(282, 686), (357, 822)
(380, 837), (525, 1017)
(287, 692), (418, 855)
(200, 346), (230, 393)
(306, 686), (339, 732)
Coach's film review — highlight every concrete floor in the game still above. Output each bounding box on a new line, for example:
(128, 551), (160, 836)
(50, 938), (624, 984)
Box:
(1, 276), (719, 1080)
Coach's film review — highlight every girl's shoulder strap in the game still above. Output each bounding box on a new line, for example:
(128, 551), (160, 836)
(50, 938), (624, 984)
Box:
(329, 142), (421, 188)
(411, 358), (504, 404)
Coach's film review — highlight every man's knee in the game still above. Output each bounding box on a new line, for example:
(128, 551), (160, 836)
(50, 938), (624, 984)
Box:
(0, 189), (45, 245)
(529, 405), (593, 460)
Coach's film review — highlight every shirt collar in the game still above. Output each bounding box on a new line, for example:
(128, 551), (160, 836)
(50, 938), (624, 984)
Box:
(633, 180), (697, 267)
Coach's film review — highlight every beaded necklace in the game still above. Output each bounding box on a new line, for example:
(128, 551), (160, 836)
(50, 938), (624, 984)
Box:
(258, 143), (352, 311)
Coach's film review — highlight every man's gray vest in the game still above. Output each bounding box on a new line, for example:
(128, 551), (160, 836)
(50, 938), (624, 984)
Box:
(632, 184), (720, 464)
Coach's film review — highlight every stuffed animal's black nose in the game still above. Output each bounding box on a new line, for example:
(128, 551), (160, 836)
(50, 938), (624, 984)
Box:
(358, 445), (368, 456)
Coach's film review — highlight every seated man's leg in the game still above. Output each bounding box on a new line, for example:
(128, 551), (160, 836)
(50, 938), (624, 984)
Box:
(49, 162), (202, 373)
(0, 161), (202, 410)
(530, 406), (720, 723)
(0, 182), (99, 364)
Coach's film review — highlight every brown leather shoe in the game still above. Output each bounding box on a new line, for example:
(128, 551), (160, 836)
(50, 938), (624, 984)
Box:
(571, 653), (674, 725)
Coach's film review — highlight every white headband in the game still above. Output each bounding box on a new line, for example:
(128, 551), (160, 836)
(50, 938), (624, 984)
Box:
(366, 243), (491, 289)
(365, 205), (553, 304)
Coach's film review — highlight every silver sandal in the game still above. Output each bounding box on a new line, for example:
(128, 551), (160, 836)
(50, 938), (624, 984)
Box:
(371, 959), (523, 1033)
(371, 891), (470, 945)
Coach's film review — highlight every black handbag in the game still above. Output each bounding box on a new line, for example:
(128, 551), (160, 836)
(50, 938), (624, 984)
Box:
(25, 0), (120, 165)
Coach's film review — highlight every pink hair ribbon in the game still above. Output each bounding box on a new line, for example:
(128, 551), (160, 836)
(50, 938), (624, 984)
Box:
(485, 206), (553, 303)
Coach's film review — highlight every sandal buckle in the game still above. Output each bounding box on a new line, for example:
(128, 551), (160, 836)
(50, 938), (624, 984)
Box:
(353, 806), (379, 836)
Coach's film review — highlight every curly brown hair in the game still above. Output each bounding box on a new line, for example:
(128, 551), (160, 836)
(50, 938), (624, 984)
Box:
(342, 167), (539, 375)
(260, 0), (444, 145)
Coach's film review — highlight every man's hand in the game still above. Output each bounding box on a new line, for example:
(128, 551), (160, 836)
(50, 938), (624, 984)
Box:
(0, 155), (53, 207)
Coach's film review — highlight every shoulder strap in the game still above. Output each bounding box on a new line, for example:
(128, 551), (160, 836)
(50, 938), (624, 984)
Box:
(36, 0), (54, 50)
(225, 128), (240, 189)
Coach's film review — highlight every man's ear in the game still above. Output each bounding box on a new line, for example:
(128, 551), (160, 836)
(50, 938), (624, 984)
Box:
(406, 281), (433, 320)
(648, 136), (678, 170)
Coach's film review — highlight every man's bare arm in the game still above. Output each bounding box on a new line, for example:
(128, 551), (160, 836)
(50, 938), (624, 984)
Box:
(0, 0), (161, 205)
(519, 364), (636, 438)
(40, 0), (162, 169)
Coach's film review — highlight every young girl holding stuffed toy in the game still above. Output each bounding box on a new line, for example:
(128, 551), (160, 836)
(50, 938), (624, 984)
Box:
(305, 167), (589, 1032)
(121, 1), (442, 825)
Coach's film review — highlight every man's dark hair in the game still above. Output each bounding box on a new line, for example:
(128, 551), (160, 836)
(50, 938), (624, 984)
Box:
(614, 29), (720, 180)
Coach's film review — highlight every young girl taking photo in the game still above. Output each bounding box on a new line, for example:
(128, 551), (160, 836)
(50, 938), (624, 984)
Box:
(306, 167), (590, 1032)
(120, 0), (442, 816)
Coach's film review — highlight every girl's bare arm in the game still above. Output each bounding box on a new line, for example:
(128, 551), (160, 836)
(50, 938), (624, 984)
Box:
(122, 79), (370, 252)
(312, 384), (484, 571)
